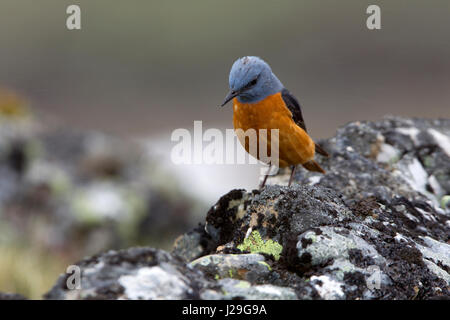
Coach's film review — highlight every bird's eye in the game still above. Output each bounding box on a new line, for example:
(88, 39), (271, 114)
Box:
(248, 78), (258, 87)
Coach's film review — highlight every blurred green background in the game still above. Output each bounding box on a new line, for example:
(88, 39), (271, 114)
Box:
(0, 0), (449, 298)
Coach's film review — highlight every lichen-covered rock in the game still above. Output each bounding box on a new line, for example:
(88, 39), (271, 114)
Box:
(201, 278), (298, 300)
(172, 223), (215, 262)
(42, 117), (449, 300)
(204, 186), (353, 255)
(190, 253), (274, 283)
(201, 184), (449, 299)
(43, 247), (296, 300)
(285, 117), (450, 210)
(197, 117), (449, 299)
(44, 247), (213, 300)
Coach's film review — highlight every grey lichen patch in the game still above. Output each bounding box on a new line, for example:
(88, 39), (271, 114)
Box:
(118, 266), (192, 300)
(208, 279), (298, 300)
(297, 227), (385, 267)
(376, 143), (401, 164)
(45, 247), (209, 300)
(416, 236), (450, 284)
(310, 275), (345, 300)
(190, 253), (272, 282)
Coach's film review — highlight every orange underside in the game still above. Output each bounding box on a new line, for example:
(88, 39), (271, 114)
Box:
(233, 92), (315, 168)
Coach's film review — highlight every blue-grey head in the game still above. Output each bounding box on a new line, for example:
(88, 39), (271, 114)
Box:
(220, 56), (284, 106)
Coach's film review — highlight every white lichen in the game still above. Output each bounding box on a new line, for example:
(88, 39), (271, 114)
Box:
(118, 266), (191, 300)
(310, 275), (344, 300)
(428, 128), (450, 158)
(376, 143), (400, 163)
(396, 127), (420, 146)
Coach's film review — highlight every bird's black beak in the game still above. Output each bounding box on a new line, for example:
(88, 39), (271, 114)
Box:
(220, 90), (239, 107)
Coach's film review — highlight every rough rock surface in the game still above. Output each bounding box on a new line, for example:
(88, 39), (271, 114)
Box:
(44, 117), (449, 299)
(45, 247), (213, 300)
(44, 247), (297, 300)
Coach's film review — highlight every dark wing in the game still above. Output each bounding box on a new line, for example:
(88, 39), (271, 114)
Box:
(281, 88), (307, 132)
(281, 88), (329, 157)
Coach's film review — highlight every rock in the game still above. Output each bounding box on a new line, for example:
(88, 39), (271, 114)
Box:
(190, 253), (274, 283)
(44, 247), (212, 300)
(172, 223), (215, 262)
(43, 117), (450, 299)
(200, 117), (449, 299)
(202, 278), (298, 300)
(201, 186), (447, 299)
(44, 246), (296, 300)
(278, 118), (450, 208)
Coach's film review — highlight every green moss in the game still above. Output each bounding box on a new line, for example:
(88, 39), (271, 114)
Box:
(237, 231), (283, 261)
(228, 269), (233, 278)
(441, 195), (450, 209)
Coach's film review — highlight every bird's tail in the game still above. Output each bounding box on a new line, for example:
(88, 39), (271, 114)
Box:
(302, 160), (325, 173)
(315, 143), (330, 157)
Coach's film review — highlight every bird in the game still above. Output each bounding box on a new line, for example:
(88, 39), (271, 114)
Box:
(220, 56), (329, 189)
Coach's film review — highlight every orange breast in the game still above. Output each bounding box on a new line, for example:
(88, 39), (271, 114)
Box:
(233, 92), (315, 168)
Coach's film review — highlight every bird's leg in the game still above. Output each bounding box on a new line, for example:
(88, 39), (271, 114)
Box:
(288, 165), (297, 187)
(259, 163), (271, 190)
